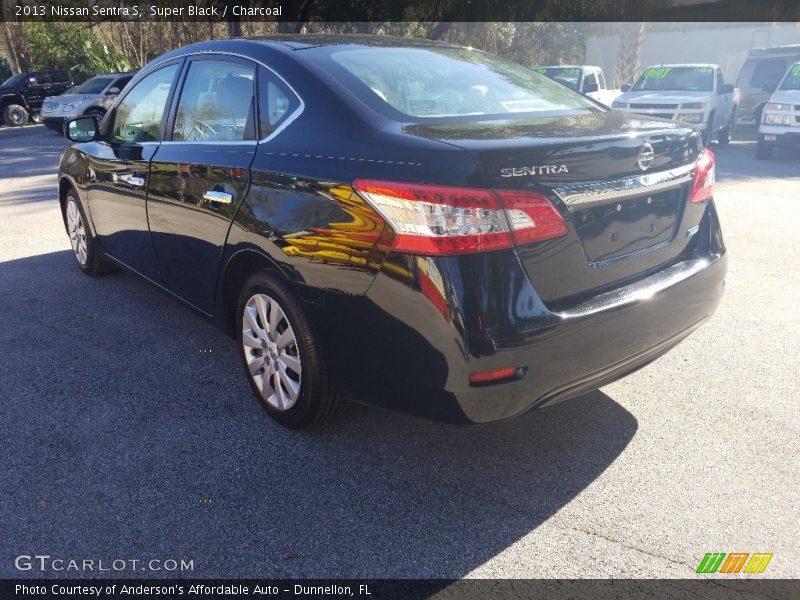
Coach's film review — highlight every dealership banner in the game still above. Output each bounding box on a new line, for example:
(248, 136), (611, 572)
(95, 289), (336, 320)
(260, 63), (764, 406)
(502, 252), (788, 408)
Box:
(3, 579), (800, 599)
(1, 0), (800, 23)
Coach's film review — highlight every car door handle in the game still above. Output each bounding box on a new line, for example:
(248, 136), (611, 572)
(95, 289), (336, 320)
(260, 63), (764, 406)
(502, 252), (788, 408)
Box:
(114, 172), (145, 187)
(203, 190), (234, 204)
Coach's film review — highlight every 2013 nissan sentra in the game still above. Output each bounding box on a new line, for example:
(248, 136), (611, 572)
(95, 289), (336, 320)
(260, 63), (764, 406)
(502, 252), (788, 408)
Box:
(58, 36), (726, 428)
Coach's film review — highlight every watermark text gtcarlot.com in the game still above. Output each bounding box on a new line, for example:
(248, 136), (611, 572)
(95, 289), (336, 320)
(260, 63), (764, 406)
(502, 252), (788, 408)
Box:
(14, 555), (194, 572)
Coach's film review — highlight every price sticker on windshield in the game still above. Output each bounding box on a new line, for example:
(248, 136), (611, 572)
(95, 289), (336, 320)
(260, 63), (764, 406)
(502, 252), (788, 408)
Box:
(693, 67), (713, 74)
(535, 68), (547, 74)
(791, 64), (800, 76)
(643, 67), (671, 79)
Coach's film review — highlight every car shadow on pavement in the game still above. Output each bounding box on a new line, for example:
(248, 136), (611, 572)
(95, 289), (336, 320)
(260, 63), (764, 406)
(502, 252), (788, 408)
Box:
(1, 250), (638, 579)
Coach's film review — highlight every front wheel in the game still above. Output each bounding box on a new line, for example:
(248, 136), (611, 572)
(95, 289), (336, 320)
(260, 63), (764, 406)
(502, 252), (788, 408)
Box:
(63, 189), (115, 275)
(755, 136), (773, 159)
(3, 104), (29, 126)
(237, 271), (347, 429)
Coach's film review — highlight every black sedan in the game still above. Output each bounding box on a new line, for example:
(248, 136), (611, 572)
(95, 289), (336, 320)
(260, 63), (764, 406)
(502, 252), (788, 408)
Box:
(58, 36), (726, 428)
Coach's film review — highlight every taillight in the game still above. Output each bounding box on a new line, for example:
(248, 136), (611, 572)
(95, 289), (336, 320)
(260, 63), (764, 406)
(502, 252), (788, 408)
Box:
(689, 148), (715, 204)
(353, 179), (567, 256)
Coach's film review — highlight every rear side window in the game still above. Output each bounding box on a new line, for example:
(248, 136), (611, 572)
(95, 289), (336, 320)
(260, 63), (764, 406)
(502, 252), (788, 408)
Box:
(112, 64), (179, 143)
(749, 59), (788, 88)
(113, 76), (133, 91)
(258, 66), (301, 138)
(330, 47), (596, 119)
(172, 59), (256, 142)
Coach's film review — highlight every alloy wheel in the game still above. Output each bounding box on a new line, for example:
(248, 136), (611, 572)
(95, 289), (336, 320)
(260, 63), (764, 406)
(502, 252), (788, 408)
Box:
(66, 200), (88, 266)
(8, 106), (27, 126)
(242, 293), (303, 411)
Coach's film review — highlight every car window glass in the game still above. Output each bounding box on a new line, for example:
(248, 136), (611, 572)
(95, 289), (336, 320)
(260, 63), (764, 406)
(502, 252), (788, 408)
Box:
(598, 71), (606, 89)
(780, 63), (800, 91)
(536, 67), (582, 91)
(632, 67), (714, 92)
(584, 72), (597, 89)
(258, 66), (301, 138)
(112, 64), (179, 143)
(750, 59), (787, 87)
(332, 49), (596, 119)
(73, 76), (113, 95)
(113, 76), (133, 91)
(715, 70), (724, 90)
(173, 60), (256, 142)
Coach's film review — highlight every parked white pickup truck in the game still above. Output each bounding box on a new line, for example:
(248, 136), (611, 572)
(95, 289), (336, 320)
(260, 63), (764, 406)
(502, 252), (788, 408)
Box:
(535, 65), (621, 107)
(612, 64), (738, 146)
(757, 61), (800, 159)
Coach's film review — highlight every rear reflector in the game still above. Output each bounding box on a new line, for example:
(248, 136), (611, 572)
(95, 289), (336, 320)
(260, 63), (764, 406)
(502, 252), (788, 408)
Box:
(469, 367), (527, 386)
(353, 180), (567, 256)
(689, 148), (715, 204)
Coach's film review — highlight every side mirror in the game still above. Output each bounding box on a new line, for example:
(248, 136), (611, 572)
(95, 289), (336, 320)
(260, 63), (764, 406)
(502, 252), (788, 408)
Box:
(106, 87), (121, 95)
(584, 82), (599, 93)
(64, 115), (98, 142)
(761, 82), (777, 93)
(719, 83), (734, 94)
(621, 83), (631, 92)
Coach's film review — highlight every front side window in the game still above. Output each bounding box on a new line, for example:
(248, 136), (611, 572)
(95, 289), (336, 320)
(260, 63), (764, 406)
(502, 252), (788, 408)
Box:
(330, 48), (597, 119)
(172, 59), (256, 142)
(583, 72), (598, 91)
(632, 67), (714, 92)
(111, 76), (133, 92)
(112, 64), (179, 143)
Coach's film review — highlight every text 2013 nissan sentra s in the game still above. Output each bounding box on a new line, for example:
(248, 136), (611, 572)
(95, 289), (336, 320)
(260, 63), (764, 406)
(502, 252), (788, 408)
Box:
(58, 36), (726, 428)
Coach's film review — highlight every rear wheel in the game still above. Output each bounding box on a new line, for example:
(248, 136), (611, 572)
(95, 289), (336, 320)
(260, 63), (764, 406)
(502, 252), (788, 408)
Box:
(755, 136), (773, 159)
(238, 271), (346, 429)
(63, 189), (115, 275)
(3, 104), (29, 126)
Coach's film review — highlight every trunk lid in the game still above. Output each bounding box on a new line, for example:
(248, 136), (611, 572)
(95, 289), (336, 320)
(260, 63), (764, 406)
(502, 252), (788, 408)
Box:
(405, 111), (704, 305)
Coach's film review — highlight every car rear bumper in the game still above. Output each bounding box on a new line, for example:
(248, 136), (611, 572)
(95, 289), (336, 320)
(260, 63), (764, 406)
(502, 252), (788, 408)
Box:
(309, 202), (726, 424)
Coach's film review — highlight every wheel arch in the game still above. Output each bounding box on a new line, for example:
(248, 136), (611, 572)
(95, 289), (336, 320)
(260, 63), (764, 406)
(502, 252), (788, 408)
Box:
(218, 248), (287, 336)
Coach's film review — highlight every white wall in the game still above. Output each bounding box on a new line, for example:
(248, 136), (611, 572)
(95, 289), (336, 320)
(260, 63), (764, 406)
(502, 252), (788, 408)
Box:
(585, 23), (800, 87)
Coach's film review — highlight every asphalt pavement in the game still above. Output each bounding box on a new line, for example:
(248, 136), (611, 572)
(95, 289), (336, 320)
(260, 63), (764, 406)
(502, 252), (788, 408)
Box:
(1, 125), (798, 579)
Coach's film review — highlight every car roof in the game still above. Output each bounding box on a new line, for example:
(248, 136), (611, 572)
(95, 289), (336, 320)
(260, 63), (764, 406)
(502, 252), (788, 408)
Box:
(644, 64), (720, 69)
(537, 65), (600, 70)
(245, 34), (460, 50)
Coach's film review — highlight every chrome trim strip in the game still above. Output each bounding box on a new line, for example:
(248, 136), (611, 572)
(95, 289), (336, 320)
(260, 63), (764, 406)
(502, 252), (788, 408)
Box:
(126, 49), (305, 145)
(556, 257), (713, 319)
(553, 163), (694, 209)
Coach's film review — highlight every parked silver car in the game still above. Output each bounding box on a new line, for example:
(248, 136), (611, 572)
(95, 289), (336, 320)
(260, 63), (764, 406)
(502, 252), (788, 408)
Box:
(41, 72), (135, 131)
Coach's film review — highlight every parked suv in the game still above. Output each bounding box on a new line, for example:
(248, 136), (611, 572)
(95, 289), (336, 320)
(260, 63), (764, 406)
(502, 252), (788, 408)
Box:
(736, 45), (800, 128)
(0, 69), (72, 126)
(42, 71), (136, 132)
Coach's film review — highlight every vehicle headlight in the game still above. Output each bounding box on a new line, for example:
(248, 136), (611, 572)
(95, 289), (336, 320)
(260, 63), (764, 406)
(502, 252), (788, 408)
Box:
(764, 113), (791, 125)
(63, 100), (86, 111)
(676, 113), (704, 123)
(681, 102), (706, 109)
(765, 103), (790, 111)
(612, 101), (628, 109)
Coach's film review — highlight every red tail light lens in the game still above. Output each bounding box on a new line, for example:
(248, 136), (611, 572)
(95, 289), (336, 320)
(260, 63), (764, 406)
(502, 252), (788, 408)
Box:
(469, 367), (527, 386)
(689, 148), (715, 204)
(353, 180), (567, 256)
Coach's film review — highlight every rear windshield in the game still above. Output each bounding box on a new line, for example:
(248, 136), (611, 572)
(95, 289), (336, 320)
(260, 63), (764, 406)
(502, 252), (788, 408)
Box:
(632, 67), (714, 92)
(72, 76), (114, 94)
(328, 47), (598, 119)
(535, 67), (582, 91)
(779, 63), (800, 91)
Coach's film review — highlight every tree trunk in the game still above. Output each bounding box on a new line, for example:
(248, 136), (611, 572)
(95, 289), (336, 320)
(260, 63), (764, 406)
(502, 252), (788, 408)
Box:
(614, 22), (648, 88)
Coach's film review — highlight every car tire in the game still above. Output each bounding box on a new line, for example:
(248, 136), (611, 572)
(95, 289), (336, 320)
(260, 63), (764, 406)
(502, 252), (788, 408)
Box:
(3, 104), (29, 126)
(717, 110), (734, 145)
(237, 271), (347, 429)
(755, 136), (773, 160)
(63, 189), (116, 275)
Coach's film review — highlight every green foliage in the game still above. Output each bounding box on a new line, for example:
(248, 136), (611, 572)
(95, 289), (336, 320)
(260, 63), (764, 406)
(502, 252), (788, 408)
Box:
(21, 22), (130, 82)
